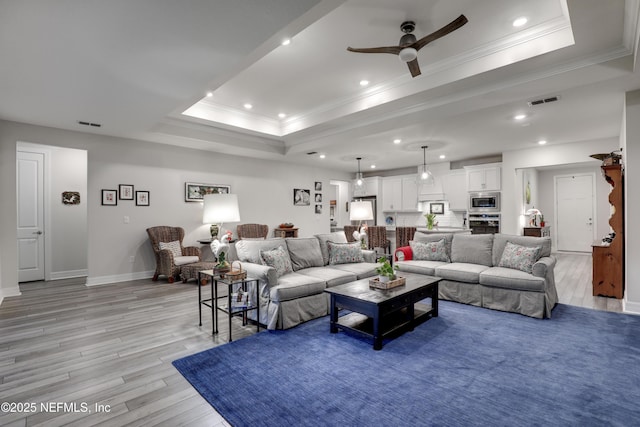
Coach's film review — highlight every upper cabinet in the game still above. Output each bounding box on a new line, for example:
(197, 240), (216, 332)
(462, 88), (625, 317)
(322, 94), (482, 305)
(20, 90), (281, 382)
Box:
(442, 170), (467, 210)
(381, 177), (402, 211)
(381, 175), (418, 211)
(353, 176), (380, 197)
(465, 164), (501, 192)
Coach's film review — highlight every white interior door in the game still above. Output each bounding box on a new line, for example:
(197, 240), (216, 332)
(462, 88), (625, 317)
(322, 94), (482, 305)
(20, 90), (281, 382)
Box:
(17, 151), (45, 282)
(555, 174), (595, 252)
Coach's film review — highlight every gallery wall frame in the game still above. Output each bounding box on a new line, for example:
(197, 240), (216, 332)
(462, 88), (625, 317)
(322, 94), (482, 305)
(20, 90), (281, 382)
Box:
(101, 189), (117, 206)
(185, 182), (230, 202)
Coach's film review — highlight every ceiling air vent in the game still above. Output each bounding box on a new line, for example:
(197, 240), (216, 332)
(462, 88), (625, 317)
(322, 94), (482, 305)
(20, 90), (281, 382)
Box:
(306, 151), (318, 155)
(78, 121), (102, 127)
(527, 95), (560, 107)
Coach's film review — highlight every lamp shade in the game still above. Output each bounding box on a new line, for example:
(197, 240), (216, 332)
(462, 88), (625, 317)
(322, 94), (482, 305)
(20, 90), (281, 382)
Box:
(350, 201), (374, 221)
(202, 193), (241, 224)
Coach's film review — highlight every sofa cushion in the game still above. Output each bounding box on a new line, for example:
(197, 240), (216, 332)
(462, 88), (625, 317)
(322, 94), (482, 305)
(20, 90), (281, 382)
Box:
(159, 240), (181, 257)
(435, 263), (490, 284)
(328, 262), (377, 279)
(451, 234), (494, 266)
(327, 241), (364, 265)
(286, 238), (324, 271)
(315, 231), (348, 265)
(492, 234), (551, 266)
(270, 273), (327, 302)
(395, 260), (448, 276)
(413, 232), (454, 258)
(260, 246), (293, 277)
(235, 238), (285, 264)
(410, 239), (450, 262)
(479, 267), (546, 292)
(296, 267), (356, 287)
(498, 242), (542, 274)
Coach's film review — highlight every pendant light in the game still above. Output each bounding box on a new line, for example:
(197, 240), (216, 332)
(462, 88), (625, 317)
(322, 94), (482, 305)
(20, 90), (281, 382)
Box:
(354, 157), (364, 193)
(418, 145), (434, 184)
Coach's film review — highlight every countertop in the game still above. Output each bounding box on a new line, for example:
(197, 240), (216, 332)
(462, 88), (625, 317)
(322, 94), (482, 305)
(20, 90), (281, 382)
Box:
(386, 227), (469, 233)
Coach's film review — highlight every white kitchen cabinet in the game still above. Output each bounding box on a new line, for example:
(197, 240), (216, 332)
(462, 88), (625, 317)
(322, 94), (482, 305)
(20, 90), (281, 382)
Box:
(381, 177), (402, 211)
(353, 176), (380, 197)
(401, 177), (418, 210)
(442, 171), (467, 210)
(465, 164), (501, 192)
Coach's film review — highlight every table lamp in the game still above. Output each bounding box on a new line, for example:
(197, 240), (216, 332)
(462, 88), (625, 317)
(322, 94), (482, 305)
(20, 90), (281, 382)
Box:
(525, 208), (541, 227)
(203, 193), (241, 239)
(350, 200), (374, 248)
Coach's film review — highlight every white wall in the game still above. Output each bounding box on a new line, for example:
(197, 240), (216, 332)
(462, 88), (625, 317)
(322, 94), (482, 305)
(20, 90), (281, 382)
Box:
(624, 90), (640, 313)
(0, 120), (351, 291)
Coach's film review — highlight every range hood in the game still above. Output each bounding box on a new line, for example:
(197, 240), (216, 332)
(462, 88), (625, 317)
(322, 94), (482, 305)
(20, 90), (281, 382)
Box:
(418, 193), (445, 201)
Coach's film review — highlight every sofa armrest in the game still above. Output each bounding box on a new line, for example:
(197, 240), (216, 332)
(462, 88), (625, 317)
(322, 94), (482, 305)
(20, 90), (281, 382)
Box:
(362, 249), (377, 263)
(241, 262), (278, 289)
(395, 246), (413, 262)
(532, 256), (556, 278)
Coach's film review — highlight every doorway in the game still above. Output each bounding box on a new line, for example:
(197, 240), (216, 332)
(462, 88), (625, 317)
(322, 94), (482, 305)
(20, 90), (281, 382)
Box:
(16, 142), (88, 283)
(555, 173), (596, 252)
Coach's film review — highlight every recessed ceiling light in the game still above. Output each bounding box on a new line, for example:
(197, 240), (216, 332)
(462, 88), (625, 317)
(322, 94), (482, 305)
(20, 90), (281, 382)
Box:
(514, 114), (526, 120)
(244, 103), (253, 110)
(370, 164), (376, 169)
(206, 91), (213, 97)
(360, 80), (369, 87)
(278, 113), (286, 119)
(538, 140), (547, 145)
(439, 154), (446, 159)
(393, 139), (401, 144)
(281, 38), (291, 46)
(513, 17), (528, 27)
(319, 154), (326, 159)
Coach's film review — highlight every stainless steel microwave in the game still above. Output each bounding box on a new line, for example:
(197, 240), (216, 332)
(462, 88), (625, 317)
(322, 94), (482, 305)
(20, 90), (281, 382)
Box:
(469, 192), (500, 213)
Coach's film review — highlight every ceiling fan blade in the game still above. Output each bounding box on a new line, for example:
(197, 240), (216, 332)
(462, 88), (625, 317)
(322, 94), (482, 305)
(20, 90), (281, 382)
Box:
(347, 46), (403, 55)
(412, 14), (468, 51)
(407, 59), (421, 77)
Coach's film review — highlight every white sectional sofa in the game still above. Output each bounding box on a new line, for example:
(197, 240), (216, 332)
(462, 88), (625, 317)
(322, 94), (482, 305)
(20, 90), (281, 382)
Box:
(394, 232), (558, 319)
(234, 231), (377, 329)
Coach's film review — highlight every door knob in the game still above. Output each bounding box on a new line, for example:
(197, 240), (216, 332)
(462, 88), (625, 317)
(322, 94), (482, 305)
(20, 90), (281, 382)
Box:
(32, 231), (43, 235)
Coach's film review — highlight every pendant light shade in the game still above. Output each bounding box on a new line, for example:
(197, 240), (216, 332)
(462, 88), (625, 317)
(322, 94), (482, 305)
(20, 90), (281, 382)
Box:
(418, 146), (434, 184)
(354, 157), (364, 194)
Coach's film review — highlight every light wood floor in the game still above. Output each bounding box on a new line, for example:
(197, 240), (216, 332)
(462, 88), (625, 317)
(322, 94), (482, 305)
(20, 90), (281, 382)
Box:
(0, 252), (623, 426)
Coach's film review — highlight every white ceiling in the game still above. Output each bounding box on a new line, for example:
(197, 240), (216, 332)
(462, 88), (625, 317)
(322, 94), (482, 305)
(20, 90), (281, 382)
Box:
(1, 0), (638, 173)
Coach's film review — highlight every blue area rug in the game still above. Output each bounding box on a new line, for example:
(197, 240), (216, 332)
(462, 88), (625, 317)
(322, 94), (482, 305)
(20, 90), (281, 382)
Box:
(173, 302), (640, 426)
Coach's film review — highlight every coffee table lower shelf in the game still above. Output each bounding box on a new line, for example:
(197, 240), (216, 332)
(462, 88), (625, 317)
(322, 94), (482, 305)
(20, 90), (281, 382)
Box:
(334, 303), (435, 343)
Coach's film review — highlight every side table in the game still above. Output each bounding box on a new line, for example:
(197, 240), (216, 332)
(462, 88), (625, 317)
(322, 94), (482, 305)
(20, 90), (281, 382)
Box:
(273, 227), (298, 238)
(197, 270), (260, 341)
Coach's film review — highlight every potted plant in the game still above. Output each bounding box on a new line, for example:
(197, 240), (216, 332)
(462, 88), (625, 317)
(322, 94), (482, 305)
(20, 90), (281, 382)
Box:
(424, 213), (437, 230)
(375, 256), (398, 282)
(216, 251), (231, 273)
(540, 215), (546, 228)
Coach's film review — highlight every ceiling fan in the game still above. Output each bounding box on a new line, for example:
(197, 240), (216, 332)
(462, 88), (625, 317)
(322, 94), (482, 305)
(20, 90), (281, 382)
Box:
(347, 14), (468, 78)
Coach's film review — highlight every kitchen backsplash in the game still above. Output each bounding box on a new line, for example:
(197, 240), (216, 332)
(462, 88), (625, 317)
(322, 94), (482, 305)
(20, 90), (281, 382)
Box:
(392, 201), (466, 228)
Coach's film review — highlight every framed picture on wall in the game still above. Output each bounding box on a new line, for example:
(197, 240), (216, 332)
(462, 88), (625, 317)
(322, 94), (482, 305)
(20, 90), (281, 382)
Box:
(430, 202), (444, 215)
(293, 188), (311, 206)
(101, 189), (117, 206)
(119, 184), (134, 200)
(185, 182), (230, 202)
(136, 191), (150, 206)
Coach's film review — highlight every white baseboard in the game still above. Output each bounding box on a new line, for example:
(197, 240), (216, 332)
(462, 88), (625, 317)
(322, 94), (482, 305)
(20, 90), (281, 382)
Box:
(49, 269), (89, 281)
(86, 270), (154, 286)
(0, 285), (22, 304)
(623, 299), (640, 316)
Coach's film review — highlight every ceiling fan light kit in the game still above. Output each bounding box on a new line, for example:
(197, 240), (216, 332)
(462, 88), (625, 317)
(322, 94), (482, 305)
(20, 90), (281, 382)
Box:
(347, 14), (468, 78)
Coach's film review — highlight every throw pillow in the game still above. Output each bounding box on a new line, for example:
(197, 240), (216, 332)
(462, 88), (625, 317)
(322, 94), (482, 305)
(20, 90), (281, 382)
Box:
(327, 241), (364, 265)
(260, 245), (293, 277)
(498, 241), (542, 274)
(410, 239), (450, 262)
(159, 240), (182, 258)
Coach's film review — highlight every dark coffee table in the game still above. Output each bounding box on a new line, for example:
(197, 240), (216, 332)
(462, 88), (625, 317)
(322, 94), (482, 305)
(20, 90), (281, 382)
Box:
(324, 272), (440, 350)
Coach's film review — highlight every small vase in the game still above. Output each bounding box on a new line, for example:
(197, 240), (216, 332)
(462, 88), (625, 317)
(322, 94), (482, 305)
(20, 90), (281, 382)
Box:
(210, 224), (219, 238)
